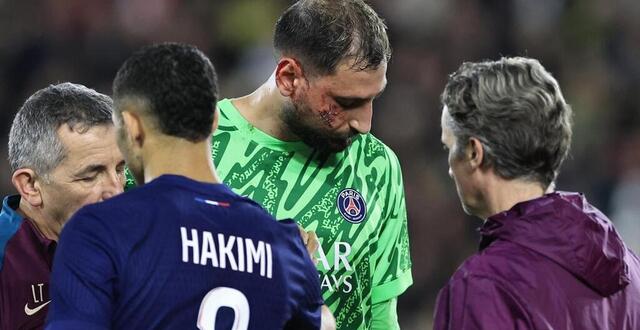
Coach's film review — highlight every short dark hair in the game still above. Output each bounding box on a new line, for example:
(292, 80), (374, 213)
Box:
(274, 0), (391, 75)
(441, 57), (573, 188)
(112, 43), (219, 142)
(8, 82), (113, 175)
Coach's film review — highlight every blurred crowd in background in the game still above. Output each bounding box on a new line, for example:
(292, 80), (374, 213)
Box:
(1, 0), (639, 328)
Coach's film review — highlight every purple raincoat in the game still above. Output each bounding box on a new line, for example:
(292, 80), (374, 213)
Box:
(434, 192), (640, 329)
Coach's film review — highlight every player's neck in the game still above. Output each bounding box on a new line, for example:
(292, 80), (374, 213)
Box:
(480, 176), (546, 220)
(17, 198), (62, 241)
(231, 73), (299, 141)
(142, 136), (221, 185)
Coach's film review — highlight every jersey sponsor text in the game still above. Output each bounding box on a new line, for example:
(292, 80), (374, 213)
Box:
(316, 241), (354, 293)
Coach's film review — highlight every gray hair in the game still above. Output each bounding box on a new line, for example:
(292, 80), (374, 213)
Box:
(8, 82), (113, 177)
(441, 57), (573, 187)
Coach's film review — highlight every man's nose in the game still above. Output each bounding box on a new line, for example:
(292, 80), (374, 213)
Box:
(348, 101), (373, 134)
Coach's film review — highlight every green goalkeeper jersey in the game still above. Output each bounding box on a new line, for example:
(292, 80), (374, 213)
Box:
(212, 99), (412, 329)
(124, 98), (412, 329)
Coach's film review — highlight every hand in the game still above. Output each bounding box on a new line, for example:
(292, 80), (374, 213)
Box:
(321, 305), (336, 330)
(298, 225), (319, 265)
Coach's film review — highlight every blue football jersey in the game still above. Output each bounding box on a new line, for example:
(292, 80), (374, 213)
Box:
(46, 175), (322, 330)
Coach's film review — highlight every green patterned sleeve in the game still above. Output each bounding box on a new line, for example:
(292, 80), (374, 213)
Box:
(371, 147), (413, 305)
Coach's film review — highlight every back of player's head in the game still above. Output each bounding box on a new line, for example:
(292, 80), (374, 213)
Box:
(8, 82), (113, 176)
(274, 0), (391, 76)
(441, 57), (573, 188)
(112, 42), (218, 142)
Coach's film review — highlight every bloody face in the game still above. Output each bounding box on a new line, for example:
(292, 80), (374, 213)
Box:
(282, 60), (387, 153)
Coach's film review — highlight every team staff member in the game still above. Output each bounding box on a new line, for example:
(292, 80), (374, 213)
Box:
(0, 83), (125, 329)
(434, 57), (640, 329)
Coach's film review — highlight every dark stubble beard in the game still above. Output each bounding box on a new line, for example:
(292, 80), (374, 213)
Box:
(280, 100), (355, 154)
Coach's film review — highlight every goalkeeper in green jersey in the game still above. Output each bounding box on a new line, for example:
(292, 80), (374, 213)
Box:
(127, 1), (412, 329)
(214, 1), (411, 328)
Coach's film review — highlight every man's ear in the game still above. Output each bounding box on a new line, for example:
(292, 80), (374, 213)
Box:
(11, 169), (43, 207)
(467, 137), (485, 169)
(121, 111), (145, 148)
(275, 57), (306, 98)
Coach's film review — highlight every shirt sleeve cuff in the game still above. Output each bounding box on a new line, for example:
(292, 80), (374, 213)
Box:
(371, 269), (413, 304)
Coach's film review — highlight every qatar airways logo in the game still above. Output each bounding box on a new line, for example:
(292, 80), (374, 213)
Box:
(315, 241), (353, 293)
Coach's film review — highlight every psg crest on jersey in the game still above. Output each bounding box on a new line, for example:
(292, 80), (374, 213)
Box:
(337, 188), (367, 223)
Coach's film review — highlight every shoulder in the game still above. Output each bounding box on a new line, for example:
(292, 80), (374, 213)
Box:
(354, 133), (399, 161)
(272, 219), (323, 303)
(0, 195), (27, 269)
(274, 218), (304, 242)
(0, 223), (27, 272)
(354, 134), (405, 197)
(440, 243), (542, 309)
(0, 195), (23, 246)
(625, 250), (640, 290)
(448, 240), (550, 293)
(215, 99), (241, 130)
(268, 218), (310, 266)
(64, 182), (166, 236)
(79, 185), (152, 219)
(349, 133), (403, 176)
(435, 249), (535, 330)
(89, 175), (205, 214)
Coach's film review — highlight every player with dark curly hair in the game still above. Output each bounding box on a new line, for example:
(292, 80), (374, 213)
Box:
(47, 43), (335, 330)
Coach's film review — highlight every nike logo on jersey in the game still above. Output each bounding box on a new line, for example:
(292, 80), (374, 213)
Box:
(24, 300), (50, 316)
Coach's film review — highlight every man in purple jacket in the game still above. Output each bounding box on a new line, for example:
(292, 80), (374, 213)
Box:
(0, 83), (125, 329)
(434, 57), (640, 329)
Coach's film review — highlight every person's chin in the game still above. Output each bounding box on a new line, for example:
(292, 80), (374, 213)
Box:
(325, 138), (352, 153)
(461, 203), (474, 216)
(457, 193), (474, 216)
(302, 133), (353, 153)
(461, 201), (485, 219)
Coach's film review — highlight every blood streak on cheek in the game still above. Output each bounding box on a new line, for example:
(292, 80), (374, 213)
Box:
(319, 103), (341, 128)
